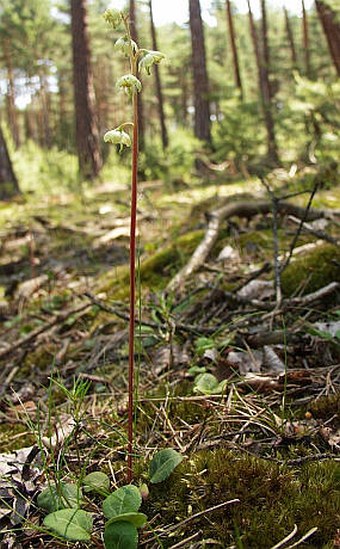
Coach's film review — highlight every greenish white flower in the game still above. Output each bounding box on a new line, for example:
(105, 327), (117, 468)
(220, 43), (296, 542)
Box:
(103, 128), (131, 151)
(103, 8), (122, 30)
(116, 74), (142, 96)
(138, 50), (165, 75)
(114, 35), (138, 56)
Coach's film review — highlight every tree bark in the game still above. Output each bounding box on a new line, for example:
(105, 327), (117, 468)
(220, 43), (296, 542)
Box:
(189, 0), (212, 145)
(302, 0), (311, 77)
(39, 71), (52, 149)
(0, 125), (20, 200)
(149, 0), (168, 149)
(226, 0), (243, 98)
(3, 40), (20, 149)
(70, 0), (102, 180)
(129, 0), (145, 151)
(315, 0), (340, 76)
(247, 0), (279, 163)
(283, 7), (298, 69)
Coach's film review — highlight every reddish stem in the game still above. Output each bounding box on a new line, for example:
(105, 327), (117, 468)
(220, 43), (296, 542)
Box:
(127, 91), (139, 483)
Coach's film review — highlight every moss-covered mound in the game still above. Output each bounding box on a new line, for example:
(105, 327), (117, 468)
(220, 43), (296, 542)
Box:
(282, 243), (340, 296)
(144, 449), (340, 548)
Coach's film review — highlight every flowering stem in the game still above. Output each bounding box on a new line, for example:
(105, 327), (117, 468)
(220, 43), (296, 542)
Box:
(127, 89), (138, 484)
(127, 16), (138, 484)
(103, 7), (165, 484)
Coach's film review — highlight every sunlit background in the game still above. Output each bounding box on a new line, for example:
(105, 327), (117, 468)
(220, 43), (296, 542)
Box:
(110, 0), (315, 26)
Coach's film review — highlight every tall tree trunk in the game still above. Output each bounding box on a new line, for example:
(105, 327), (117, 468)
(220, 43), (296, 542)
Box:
(248, 0), (278, 163)
(0, 125), (20, 199)
(189, 0), (211, 145)
(39, 71), (52, 149)
(226, 0), (243, 98)
(283, 6), (298, 69)
(129, 0), (145, 151)
(315, 0), (340, 76)
(148, 0), (168, 149)
(302, 0), (311, 77)
(70, 0), (102, 180)
(3, 40), (20, 149)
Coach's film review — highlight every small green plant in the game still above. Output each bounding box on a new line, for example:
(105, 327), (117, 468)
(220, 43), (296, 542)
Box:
(103, 5), (165, 483)
(37, 448), (183, 547)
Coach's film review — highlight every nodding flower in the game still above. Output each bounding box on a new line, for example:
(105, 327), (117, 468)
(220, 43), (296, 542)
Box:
(138, 50), (166, 75)
(103, 8), (123, 30)
(114, 35), (138, 57)
(103, 128), (131, 151)
(116, 74), (142, 97)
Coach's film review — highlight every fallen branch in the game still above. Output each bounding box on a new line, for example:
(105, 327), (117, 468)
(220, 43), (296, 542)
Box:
(0, 303), (90, 360)
(166, 199), (329, 292)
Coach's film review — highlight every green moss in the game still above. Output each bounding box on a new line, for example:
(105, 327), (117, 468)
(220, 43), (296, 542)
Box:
(22, 346), (55, 374)
(102, 230), (204, 299)
(0, 423), (35, 451)
(144, 449), (340, 548)
(281, 244), (340, 296)
(309, 393), (340, 428)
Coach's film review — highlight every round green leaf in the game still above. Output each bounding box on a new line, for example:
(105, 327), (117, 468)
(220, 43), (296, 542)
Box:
(104, 520), (138, 549)
(83, 471), (110, 495)
(103, 485), (142, 519)
(149, 449), (183, 484)
(37, 482), (81, 512)
(194, 373), (226, 395)
(106, 512), (147, 528)
(43, 508), (92, 541)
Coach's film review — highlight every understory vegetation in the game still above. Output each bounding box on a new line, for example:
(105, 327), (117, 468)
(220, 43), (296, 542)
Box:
(0, 0), (340, 547)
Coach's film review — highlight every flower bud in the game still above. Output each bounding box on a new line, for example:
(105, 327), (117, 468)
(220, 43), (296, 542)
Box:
(114, 35), (138, 56)
(103, 128), (131, 151)
(138, 50), (165, 75)
(116, 74), (142, 96)
(103, 8), (122, 30)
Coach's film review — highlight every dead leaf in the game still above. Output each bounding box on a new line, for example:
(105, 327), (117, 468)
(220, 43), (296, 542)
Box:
(93, 226), (135, 248)
(41, 415), (76, 450)
(153, 342), (191, 375)
(217, 245), (240, 263)
(241, 373), (280, 392)
(227, 349), (262, 375)
(237, 280), (274, 301)
(262, 346), (285, 374)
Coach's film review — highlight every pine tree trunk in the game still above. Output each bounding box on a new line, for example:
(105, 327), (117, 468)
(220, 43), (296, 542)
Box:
(129, 0), (145, 151)
(0, 125), (20, 199)
(39, 71), (52, 149)
(302, 0), (311, 77)
(189, 0), (211, 145)
(149, 0), (168, 149)
(248, 0), (278, 163)
(226, 0), (243, 98)
(3, 40), (20, 149)
(71, 0), (102, 180)
(284, 7), (298, 69)
(315, 0), (340, 76)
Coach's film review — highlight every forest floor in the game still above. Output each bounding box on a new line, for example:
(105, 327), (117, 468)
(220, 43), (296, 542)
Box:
(0, 163), (339, 548)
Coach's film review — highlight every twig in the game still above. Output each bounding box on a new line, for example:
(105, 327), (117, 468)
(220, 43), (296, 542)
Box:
(83, 291), (213, 335)
(166, 198), (327, 292)
(288, 215), (339, 246)
(288, 281), (339, 305)
(270, 525), (299, 549)
(0, 303), (90, 360)
(281, 181), (319, 273)
(169, 531), (203, 548)
(260, 178), (282, 305)
(142, 499), (240, 545)
(164, 499), (240, 534)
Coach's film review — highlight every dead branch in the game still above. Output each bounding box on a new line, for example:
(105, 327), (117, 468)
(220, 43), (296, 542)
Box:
(288, 215), (339, 246)
(166, 199), (330, 292)
(0, 303), (90, 361)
